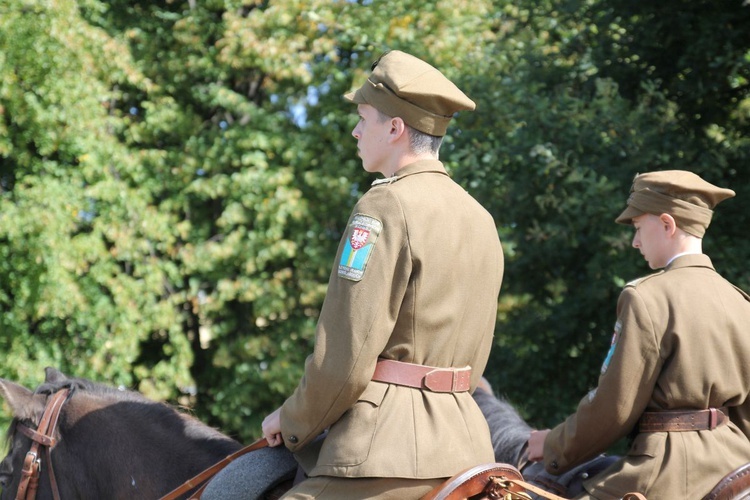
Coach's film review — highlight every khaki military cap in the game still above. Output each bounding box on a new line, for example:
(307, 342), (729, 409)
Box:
(344, 50), (475, 137)
(615, 170), (735, 237)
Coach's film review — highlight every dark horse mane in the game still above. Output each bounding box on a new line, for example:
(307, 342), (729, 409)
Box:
(0, 368), (241, 499)
(472, 385), (532, 467)
(38, 372), (231, 443)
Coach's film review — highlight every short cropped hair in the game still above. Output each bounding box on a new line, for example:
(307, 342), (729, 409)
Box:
(407, 125), (443, 156)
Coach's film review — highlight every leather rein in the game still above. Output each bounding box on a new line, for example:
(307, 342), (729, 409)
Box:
(159, 437), (269, 500)
(14, 388), (70, 500)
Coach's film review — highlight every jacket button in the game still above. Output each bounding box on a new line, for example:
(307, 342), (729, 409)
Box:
(289, 435), (298, 444)
(551, 461), (559, 470)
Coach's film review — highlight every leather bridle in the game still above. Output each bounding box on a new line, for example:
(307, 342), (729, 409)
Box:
(13, 389), (70, 500)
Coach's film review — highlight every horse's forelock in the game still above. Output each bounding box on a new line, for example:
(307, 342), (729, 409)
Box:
(44, 367), (69, 385)
(3, 418), (18, 448)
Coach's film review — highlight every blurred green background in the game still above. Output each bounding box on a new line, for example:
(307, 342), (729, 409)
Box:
(0, 0), (748, 452)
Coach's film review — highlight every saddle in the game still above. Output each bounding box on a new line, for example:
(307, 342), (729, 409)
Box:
(703, 463), (750, 500)
(161, 440), (750, 500)
(420, 462), (535, 500)
(422, 461), (750, 500)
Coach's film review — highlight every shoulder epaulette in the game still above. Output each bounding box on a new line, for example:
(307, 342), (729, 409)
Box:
(371, 176), (399, 186)
(625, 270), (665, 288)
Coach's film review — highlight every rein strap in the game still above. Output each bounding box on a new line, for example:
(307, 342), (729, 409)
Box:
(159, 437), (269, 500)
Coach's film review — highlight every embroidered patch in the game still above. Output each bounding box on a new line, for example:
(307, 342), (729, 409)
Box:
(587, 388), (597, 403)
(600, 320), (621, 374)
(338, 214), (383, 281)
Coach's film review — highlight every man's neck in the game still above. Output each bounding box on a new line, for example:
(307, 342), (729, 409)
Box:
(391, 153), (438, 175)
(666, 236), (703, 266)
(382, 152), (438, 178)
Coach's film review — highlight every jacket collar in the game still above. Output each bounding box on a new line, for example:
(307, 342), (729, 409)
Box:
(665, 253), (715, 272)
(371, 160), (447, 186)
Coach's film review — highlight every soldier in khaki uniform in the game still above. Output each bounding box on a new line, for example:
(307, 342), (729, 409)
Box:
(528, 170), (750, 499)
(261, 50), (504, 499)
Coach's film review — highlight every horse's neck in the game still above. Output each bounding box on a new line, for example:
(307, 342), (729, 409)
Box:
(473, 389), (532, 467)
(55, 395), (241, 498)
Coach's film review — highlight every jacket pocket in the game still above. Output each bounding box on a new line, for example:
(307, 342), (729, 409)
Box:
(627, 432), (663, 458)
(317, 382), (388, 467)
(623, 432), (666, 493)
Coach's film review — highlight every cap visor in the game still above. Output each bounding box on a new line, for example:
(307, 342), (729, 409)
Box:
(615, 205), (644, 225)
(343, 88), (367, 104)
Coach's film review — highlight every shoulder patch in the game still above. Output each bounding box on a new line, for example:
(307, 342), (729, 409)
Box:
(338, 214), (383, 281)
(587, 388), (598, 403)
(600, 320), (621, 375)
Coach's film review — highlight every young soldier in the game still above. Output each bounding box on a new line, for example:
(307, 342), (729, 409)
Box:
(260, 50), (504, 499)
(528, 170), (750, 498)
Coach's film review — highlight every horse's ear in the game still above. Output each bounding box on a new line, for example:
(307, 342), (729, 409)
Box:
(44, 367), (69, 384)
(0, 379), (46, 422)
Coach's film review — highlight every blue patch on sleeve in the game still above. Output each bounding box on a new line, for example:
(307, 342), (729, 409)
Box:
(601, 320), (621, 374)
(338, 214), (382, 281)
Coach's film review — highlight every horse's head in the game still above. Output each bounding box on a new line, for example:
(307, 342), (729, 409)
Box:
(1, 368), (242, 499)
(0, 381), (45, 498)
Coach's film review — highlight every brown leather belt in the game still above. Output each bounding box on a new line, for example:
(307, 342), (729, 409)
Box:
(638, 407), (729, 432)
(371, 358), (471, 393)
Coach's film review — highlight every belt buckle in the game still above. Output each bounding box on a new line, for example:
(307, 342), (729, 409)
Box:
(709, 408), (719, 430)
(424, 369), (453, 392)
(424, 367), (469, 392)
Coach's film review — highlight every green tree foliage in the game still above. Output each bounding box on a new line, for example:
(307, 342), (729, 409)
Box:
(467, 0), (750, 426)
(590, 0), (750, 135)
(585, 0), (750, 289)
(0, 0), (748, 457)
(0, 0), (192, 393)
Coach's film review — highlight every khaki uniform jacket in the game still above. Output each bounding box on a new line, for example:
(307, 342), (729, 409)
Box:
(544, 254), (750, 499)
(280, 160), (503, 479)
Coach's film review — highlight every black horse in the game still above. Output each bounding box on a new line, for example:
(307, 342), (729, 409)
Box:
(0, 368), (296, 499)
(0, 368), (621, 499)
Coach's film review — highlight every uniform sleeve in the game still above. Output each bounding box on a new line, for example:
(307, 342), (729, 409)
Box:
(279, 187), (409, 452)
(543, 287), (663, 474)
(728, 287), (750, 442)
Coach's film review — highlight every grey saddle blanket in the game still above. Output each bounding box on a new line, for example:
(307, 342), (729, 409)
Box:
(201, 445), (298, 500)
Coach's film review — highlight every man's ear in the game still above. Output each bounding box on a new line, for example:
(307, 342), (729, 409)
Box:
(388, 116), (407, 143)
(659, 213), (678, 236)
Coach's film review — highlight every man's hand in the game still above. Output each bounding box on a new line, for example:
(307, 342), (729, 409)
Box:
(262, 407), (284, 447)
(527, 429), (551, 462)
